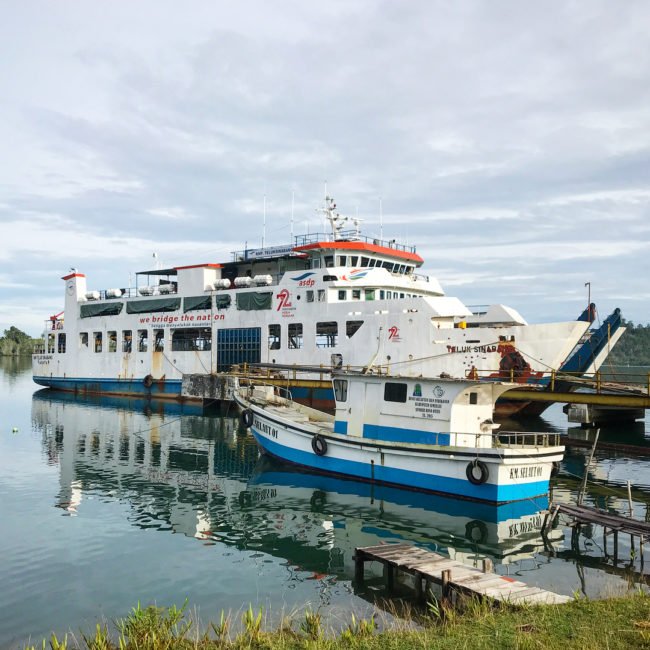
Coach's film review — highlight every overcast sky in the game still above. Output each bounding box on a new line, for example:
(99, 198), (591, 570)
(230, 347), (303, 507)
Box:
(1, 1), (648, 336)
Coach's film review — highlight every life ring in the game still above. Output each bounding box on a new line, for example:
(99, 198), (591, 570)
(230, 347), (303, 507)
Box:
(466, 459), (489, 485)
(143, 374), (154, 388)
(240, 408), (254, 428)
(311, 434), (328, 456)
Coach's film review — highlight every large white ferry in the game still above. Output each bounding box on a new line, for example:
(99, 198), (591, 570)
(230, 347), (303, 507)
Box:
(33, 197), (590, 403)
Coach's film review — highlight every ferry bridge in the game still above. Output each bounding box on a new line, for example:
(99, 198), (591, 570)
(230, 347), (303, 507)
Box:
(205, 364), (650, 411)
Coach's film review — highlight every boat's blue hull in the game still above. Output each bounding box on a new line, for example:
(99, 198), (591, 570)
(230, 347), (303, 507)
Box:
(33, 376), (183, 398)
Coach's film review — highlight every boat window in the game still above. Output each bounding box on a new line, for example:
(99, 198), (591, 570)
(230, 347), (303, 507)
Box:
(352, 289), (361, 300)
(346, 320), (364, 338)
(94, 332), (103, 353)
(337, 255), (347, 266)
(338, 290), (347, 301)
(350, 256), (358, 266)
(316, 321), (338, 348)
(184, 295), (212, 312)
(318, 289), (326, 302)
(311, 258), (321, 268)
(288, 323), (303, 349)
(365, 289), (375, 301)
(323, 274), (338, 281)
(382, 261), (394, 271)
(80, 302), (124, 318)
(215, 295), (231, 310)
(236, 291), (272, 310)
(154, 329), (164, 351)
(306, 290), (314, 302)
(47, 333), (55, 353)
(387, 291), (392, 299)
(138, 329), (148, 352)
(57, 333), (66, 354)
(80, 332), (88, 348)
(268, 324), (281, 350)
(324, 256), (334, 268)
(380, 290), (385, 300)
(171, 327), (212, 351)
(360, 256), (370, 267)
(400, 293), (405, 299)
(333, 379), (348, 402)
(122, 330), (132, 353)
(126, 298), (180, 314)
(469, 392), (478, 405)
(108, 331), (117, 353)
(384, 382), (407, 403)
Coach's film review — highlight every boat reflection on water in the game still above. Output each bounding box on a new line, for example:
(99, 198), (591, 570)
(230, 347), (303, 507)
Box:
(31, 389), (563, 583)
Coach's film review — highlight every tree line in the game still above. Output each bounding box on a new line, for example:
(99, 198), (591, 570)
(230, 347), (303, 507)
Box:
(606, 320), (650, 366)
(0, 326), (41, 356)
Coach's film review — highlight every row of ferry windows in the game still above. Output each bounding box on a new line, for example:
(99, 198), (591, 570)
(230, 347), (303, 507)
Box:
(62, 321), (365, 354)
(320, 255), (413, 275)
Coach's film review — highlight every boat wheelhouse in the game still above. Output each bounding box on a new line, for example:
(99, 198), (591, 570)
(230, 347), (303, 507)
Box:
(33, 197), (591, 401)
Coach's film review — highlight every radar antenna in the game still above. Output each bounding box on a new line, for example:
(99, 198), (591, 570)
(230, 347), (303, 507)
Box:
(318, 195), (349, 241)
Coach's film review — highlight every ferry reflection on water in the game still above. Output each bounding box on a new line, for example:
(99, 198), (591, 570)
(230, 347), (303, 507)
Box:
(31, 389), (564, 580)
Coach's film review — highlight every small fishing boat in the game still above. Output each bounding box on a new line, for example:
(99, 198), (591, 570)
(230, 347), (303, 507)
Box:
(234, 373), (565, 504)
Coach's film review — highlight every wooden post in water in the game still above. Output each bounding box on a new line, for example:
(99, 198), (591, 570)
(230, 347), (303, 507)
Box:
(354, 554), (364, 583)
(627, 481), (634, 517)
(385, 563), (394, 592)
(441, 569), (452, 603)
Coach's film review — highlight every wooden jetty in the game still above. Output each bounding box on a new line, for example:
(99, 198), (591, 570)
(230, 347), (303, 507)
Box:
(544, 502), (650, 568)
(354, 543), (571, 605)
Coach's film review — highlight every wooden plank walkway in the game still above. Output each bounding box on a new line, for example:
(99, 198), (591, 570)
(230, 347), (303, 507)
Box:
(354, 543), (571, 605)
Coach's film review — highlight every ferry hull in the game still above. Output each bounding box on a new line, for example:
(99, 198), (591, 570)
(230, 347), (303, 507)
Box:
(33, 375), (183, 399)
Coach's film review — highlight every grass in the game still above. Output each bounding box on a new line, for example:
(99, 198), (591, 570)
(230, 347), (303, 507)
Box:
(24, 591), (650, 649)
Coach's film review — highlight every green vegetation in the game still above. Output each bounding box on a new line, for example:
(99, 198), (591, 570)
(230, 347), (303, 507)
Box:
(25, 593), (650, 649)
(0, 326), (40, 356)
(608, 321), (650, 366)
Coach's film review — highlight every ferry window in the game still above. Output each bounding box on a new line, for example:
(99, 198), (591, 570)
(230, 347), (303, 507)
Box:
(333, 379), (348, 402)
(306, 290), (314, 302)
(346, 320), (364, 338)
(324, 256), (334, 268)
(171, 328), (211, 351)
(469, 392), (478, 405)
(288, 323), (303, 349)
(398, 265), (406, 274)
(316, 321), (338, 348)
(154, 329), (164, 351)
(268, 324), (281, 350)
(57, 333), (66, 354)
(338, 290), (347, 301)
(311, 258), (321, 268)
(400, 293), (405, 299)
(384, 382), (407, 403)
(387, 291), (392, 299)
(108, 330), (117, 353)
(350, 256), (359, 266)
(318, 289), (325, 302)
(360, 256), (370, 267)
(122, 330), (132, 353)
(337, 255), (347, 266)
(382, 261), (394, 271)
(138, 329), (148, 352)
(352, 289), (361, 300)
(365, 289), (375, 301)
(215, 295), (231, 310)
(380, 290), (385, 300)
(47, 333), (55, 353)
(80, 332), (88, 348)
(94, 332), (102, 353)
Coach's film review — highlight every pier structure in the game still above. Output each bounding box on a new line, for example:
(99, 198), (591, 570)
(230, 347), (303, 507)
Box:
(354, 543), (571, 606)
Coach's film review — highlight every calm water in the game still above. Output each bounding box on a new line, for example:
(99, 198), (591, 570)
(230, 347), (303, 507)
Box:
(1, 357), (649, 648)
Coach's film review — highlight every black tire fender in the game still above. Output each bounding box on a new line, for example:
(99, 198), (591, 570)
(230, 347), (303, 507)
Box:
(465, 519), (488, 544)
(240, 408), (254, 428)
(143, 374), (154, 389)
(466, 459), (489, 485)
(311, 434), (327, 456)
